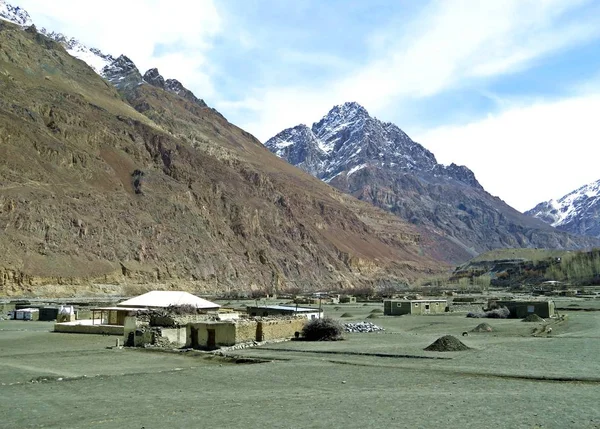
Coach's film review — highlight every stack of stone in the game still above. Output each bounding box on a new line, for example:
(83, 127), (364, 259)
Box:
(343, 322), (385, 333)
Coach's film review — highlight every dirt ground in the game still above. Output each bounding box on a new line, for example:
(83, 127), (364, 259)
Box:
(1, 300), (599, 428)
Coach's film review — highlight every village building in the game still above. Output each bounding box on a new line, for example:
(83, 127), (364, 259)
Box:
(117, 290), (220, 311)
(186, 317), (307, 349)
(383, 299), (448, 316)
(246, 305), (323, 319)
(9, 308), (39, 321)
(490, 299), (555, 319)
(54, 291), (220, 335)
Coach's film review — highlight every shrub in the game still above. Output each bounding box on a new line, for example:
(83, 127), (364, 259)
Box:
(339, 296), (351, 304)
(466, 306), (509, 319)
(302, 318), (344, 341)
(486, 306), (510, 319)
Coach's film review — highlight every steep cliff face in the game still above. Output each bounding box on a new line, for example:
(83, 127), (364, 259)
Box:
(0, 22), (442, 295)
(266, 103), (599, 263)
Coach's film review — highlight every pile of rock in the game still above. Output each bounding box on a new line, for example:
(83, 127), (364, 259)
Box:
(343, 321), (385, 333)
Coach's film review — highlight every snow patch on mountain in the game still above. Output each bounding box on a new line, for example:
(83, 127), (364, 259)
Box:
(40, 30), (115, 74)
(0, 0), (33, 26)
(527, 179), (600, 228)
(347, 163), (367, 177)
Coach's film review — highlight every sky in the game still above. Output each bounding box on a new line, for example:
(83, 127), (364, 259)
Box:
(13, 0), (600, 212)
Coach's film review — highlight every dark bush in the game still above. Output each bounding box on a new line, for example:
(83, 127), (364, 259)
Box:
(466, 306), (509, 319)
(486, 306), (510, 319)
(302, 318), (344, 341)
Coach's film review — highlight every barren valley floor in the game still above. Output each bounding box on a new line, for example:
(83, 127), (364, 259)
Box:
(1, 302), (599, 429)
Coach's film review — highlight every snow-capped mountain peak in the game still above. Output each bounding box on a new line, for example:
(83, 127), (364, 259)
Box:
(0, 0), (33, 26)
(526, 179), (600, 237)
(40, 29), (115, 74)
(265, 101), (476, 187)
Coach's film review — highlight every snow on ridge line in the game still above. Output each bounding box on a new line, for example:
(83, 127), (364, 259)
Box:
(0, 0), (33, 26)
(347, 163), (367, 177)
(271, 139), (293, 150)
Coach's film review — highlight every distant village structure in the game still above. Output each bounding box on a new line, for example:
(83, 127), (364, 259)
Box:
(490, 299), (556, 319)
(384, 299), (448, 316)
(49, 291), (312, 350)
(246, 305), (323, 320)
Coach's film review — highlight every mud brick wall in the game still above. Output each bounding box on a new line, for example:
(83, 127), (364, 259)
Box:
(257, 318), (306, 341)
(235, 321), (258, 343)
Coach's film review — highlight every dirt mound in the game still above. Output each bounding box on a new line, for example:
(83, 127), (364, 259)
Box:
(370, 309), (383, 314)
(366, 313), (379, 319)
(522, 314), (544, 322)
(424, 335), (470, 352)
(472, 323), (493, 332)
(340, 313), (353, 318)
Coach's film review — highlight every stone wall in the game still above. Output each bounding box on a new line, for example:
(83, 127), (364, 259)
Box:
(161, 327), (186, 347)
(54, 323), (123, 335)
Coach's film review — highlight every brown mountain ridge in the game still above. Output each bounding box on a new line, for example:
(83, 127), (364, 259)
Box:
(0, 21), (444, 295)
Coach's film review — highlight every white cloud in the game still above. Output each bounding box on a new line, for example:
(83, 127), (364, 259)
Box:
(414, 93), (600, 212)
(16, 0), (221, 97)
(223, 0), (599, 141)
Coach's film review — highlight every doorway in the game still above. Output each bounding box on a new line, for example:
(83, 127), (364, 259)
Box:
(425, 304), (430, 314)
(207, 329), (216, 349)
(190, 327), (198, 348)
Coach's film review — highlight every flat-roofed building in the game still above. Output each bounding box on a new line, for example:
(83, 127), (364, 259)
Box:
(246, 305), (323, 320)
(384, 299), (448, 316)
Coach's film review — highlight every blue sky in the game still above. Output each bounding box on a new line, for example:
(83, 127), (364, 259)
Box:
(15, 0), (600, 211)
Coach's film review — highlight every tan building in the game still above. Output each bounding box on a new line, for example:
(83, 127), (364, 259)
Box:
(187, 318), (306, 349)
(384, 299), (448, 316)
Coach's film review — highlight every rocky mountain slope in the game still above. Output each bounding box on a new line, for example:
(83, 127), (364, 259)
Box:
(0, 18), (445, 295)
(526, 179), (600, 238)
(0, 1), (203, 102)
(265, 102), (598, 263)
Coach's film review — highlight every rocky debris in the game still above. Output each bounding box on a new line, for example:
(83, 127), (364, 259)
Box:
(522, 314), (544, 322)
(424, 335), (470, 352)
(343, 321), (385, 333)
(472, 323), (493, 332)
(212, 337), (290, 353)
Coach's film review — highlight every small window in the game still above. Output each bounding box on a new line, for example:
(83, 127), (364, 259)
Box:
(435, 303), (439, 306)
(414, 303), (419, 307)
(311, 315), (316, 319)
(396, 303), (402, 307)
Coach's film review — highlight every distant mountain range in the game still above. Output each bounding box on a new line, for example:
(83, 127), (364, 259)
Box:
(265, 102), (599, 263)
(0, 1), (450, 294)
(526, 179), (600, 238)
